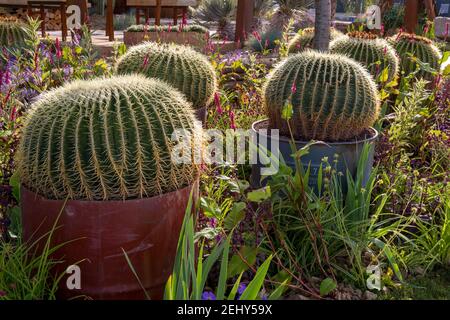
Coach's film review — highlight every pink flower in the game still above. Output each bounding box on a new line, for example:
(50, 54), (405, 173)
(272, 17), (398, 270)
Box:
(143, 53), (150, 67)
(214, 92), (222, 115)
(383, 46), (387, 55)
(291, 82), (297, 94)
(55, 38), (62, 59)
(252, 31), (261, 42)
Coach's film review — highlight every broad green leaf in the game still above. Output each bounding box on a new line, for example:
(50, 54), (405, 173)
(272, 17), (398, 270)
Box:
(247, 186), (271, 203)
(200, 197), (222, 218)
(194, 227), (221, 241)
(228, 246), (258, 278)
(224, 202), (246, 230)
(281, 102), (293, 120)
(378, 67), (389, 83)
(319, 278), (337, 296)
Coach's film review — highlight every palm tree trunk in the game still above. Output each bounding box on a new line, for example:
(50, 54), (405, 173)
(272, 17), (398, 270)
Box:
(314, 0), (331, 51)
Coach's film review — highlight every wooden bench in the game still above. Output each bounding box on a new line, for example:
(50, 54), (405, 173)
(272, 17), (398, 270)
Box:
(126, 0), (197, 25)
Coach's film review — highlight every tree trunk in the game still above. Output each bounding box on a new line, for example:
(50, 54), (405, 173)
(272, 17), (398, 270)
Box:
(314, 0), (331, 51)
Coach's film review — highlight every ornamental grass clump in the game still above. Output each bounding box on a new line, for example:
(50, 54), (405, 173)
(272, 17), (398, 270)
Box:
(389, 32), (441, 80)
(264, 50), (380, 141)
(17, 75), (204, 201)
(115, 42), (217, 109)
(287, 27), (343, 54)
(330, 31), (399, 83)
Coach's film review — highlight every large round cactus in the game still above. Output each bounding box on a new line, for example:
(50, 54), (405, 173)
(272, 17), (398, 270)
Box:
(0, 17), (28, 48)
(264, 51), (380, 141)
(330, 31), (399, 83)
(288, 27), (343, 54)
(115, 42), (217, 109)
(389, 33), (441, 80)
(18, 75), (204, 201)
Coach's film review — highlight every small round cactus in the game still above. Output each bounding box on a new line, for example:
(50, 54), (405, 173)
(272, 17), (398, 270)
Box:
(0, 17), (28, 48)
(115, 42), (217, 109)
(264, 51), (380, 141)
(389, 33), (441, 80)
(18, 75), (204, 201)
(288, 27), (343, 54)
(330, 31), (399, 83)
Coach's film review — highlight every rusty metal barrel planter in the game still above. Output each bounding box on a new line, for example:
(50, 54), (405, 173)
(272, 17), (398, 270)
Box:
(21, 182), (198, 300)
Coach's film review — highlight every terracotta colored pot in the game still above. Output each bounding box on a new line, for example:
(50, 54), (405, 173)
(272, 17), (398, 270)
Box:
(21, 182), (198, 300)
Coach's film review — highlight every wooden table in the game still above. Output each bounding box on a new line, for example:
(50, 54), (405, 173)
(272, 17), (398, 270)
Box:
(125, 0), (198, 25)
(27, 0), (67, 40)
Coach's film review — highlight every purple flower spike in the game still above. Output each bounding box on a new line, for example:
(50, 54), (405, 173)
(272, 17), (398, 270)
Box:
(202, 291), (216, 300)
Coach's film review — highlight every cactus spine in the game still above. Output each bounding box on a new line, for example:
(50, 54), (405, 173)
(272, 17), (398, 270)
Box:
(389, 33), (441, 80)
(115, 42), (217, 109)
(330, 31), (399, 83)
(0, 17), (28, 48)
(264, 51), (380, 141)
(18, 75), (204, 201)
(288, 27), (343, 54)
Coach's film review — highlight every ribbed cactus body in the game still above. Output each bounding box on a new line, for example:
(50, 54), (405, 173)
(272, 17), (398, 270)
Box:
(389, 33), (441, 80)
(288, 27), (343, 54)
(0, 18), (27, 48)
(115, 42), (217, 109)
(265, 51), (380, 141)
(330, 32), (399, 83)
(18, 75), (204, 201)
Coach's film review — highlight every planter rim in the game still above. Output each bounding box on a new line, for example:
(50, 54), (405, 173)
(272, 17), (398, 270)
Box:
(21, 181), (197, 204)
(251, 119), (379, 146)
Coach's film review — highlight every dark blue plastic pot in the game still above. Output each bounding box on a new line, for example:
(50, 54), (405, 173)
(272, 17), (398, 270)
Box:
(250, 119), (379, 191)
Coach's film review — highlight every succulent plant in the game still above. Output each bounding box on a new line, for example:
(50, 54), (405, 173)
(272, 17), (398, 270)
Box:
(247, 28), (283, 52)
(0, 17), (28, 48)
(330, 31), (399, 83)
(264, 51), (380, 141)
(116, 42), (217, 110)
(18, 75), (204, 201)
(288, 27), (343, 54)
(389, 33), (442, 80)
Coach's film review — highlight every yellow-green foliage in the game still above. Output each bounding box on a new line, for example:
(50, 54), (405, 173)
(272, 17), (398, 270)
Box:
(18, 75), (204, 200)
(288, 27), (343, 54)
(264, 51), (380, 141)
(116, 42), (217, 109)
(330, 31), (399, 83)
